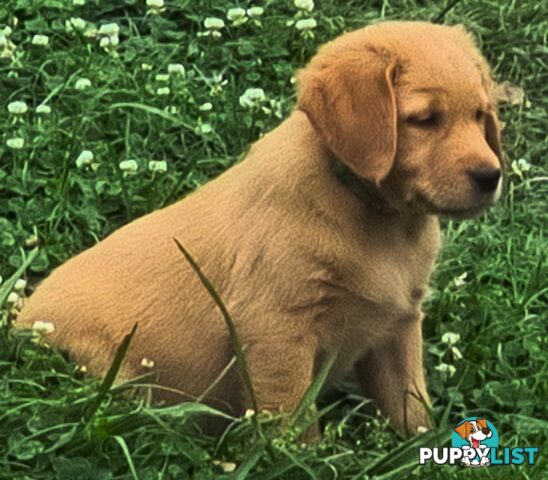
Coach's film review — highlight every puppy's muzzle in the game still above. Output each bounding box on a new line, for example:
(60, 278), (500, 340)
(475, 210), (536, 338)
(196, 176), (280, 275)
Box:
(468, 167), (501, 193)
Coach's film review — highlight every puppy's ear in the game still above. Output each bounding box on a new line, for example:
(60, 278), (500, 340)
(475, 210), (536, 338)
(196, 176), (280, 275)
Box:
(485, 111), (504, 165)
(297, 50), (398, 184)
(454, 421), (470, 439)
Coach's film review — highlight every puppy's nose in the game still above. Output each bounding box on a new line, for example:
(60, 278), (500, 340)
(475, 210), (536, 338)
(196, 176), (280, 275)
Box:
(482, 428), (490, 435)
(468, 167), (501, 193)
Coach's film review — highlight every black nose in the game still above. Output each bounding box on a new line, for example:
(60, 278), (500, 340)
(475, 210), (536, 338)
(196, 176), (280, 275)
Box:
(482, 428), (490, 435)
(468, 167), (501, 193)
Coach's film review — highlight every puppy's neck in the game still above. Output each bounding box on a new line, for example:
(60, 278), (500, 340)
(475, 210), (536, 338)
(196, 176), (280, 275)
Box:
(329, 155), (399, 215)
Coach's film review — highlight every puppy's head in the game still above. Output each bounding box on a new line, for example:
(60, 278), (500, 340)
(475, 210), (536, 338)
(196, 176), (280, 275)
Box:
(297, 21), (503, 218)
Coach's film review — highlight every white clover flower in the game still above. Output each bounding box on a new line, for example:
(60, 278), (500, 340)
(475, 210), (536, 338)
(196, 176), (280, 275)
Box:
(199, 102), (213, 112)
(452, 272), (467, 288)
(294, 0), (314, 12)
(76, 150), (94, 168)
(155, 73), (170, 82)
(435, 363), (456, 377)
(198, 123), (213, 134)
(25, 234), (39, 247)
(69, 17), (86, 31)
(227, 7), (246, 20)
(36, 104), (51, 114)
(147, 0), (165, 13)
(295, 18), (317, 30)
(32, 320), (56, 335)
(98, 34), (119, 48)
(451, 346), (463, 361)
(141, 357), (155, 368)
(7, 292), (20, 305)
(7, 137), (25, 149)
(204, 17), (225, 30)
(75, 78), (91, 90)
(73, 0), (86, 5)
(99, 23), (119, 36)
(119, 159), (138, 173)
(511, 158), (531, 178)
(14, 278), (27, 291)
(148, 160), (167, 172)
(156, 86), (170, 95)
(441, 332), (460, 346)
(0, 35), (16, 59)
(247, 6), (264, 17)
(141, 63), (153, 71)
(84, 26), (98, 38)
(167, 63), (185, 75)
(239, 87), (266, 108)
(244, 409), (255, 418)
(212, 461), (237, 473)
(31, 34), (49, 46)
(8, 101), (28, 114)
(227, 7), (247, 26)
(516, 158), (531, 171)
(220, 463), (237, 473)
(98, 22), (120, 49)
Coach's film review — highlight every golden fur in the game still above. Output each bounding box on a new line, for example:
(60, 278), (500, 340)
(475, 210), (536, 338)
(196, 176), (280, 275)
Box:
(17, 21), (503, 437)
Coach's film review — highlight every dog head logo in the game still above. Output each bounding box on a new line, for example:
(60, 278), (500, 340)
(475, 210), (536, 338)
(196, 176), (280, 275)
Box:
(452, 417), (498, 467)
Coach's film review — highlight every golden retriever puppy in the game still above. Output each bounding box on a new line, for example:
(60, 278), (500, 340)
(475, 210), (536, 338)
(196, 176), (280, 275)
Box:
(17, 21), (503, 436)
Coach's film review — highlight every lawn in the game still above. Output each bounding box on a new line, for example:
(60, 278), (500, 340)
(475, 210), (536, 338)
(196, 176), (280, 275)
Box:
(0, 0), (546, 478)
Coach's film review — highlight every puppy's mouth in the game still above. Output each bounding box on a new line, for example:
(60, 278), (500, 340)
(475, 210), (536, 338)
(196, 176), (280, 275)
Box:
(415, 193), (494, 219)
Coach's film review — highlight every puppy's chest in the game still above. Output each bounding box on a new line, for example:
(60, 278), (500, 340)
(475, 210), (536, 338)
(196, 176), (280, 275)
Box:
(311, 242), (435, 380)
(304, 223), (439, 354)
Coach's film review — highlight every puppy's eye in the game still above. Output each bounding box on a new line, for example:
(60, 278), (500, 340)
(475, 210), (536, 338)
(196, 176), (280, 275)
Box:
(406, 112), (441, 129)
(475, 109), (486, 122)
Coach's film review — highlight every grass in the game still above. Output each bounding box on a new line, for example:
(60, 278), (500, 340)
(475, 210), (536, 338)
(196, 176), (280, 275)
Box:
(0, 0), (546, 478)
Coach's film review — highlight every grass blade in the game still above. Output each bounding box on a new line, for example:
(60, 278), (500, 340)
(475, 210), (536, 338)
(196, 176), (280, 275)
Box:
(172, 238), (262, 435)
(290, 348), (339, 431)
(230, 443), (265, 480)
(0, 249), (39, 310)
(82, 322), (138, 423)
(110, 102), (193, 130)
(364, 427), (451, 477)
(114, 435), (140, 480)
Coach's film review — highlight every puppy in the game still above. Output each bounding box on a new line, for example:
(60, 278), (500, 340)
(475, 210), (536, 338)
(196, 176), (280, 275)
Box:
(17, 21), (503, 437)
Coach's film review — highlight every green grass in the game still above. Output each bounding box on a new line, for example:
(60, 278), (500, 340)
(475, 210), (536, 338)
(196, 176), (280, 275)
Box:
(1, 0), (547, 478)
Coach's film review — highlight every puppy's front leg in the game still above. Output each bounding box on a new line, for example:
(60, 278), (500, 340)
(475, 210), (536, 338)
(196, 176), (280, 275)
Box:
(243, 340), (318, 439)
(355, 317), (431, 436)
